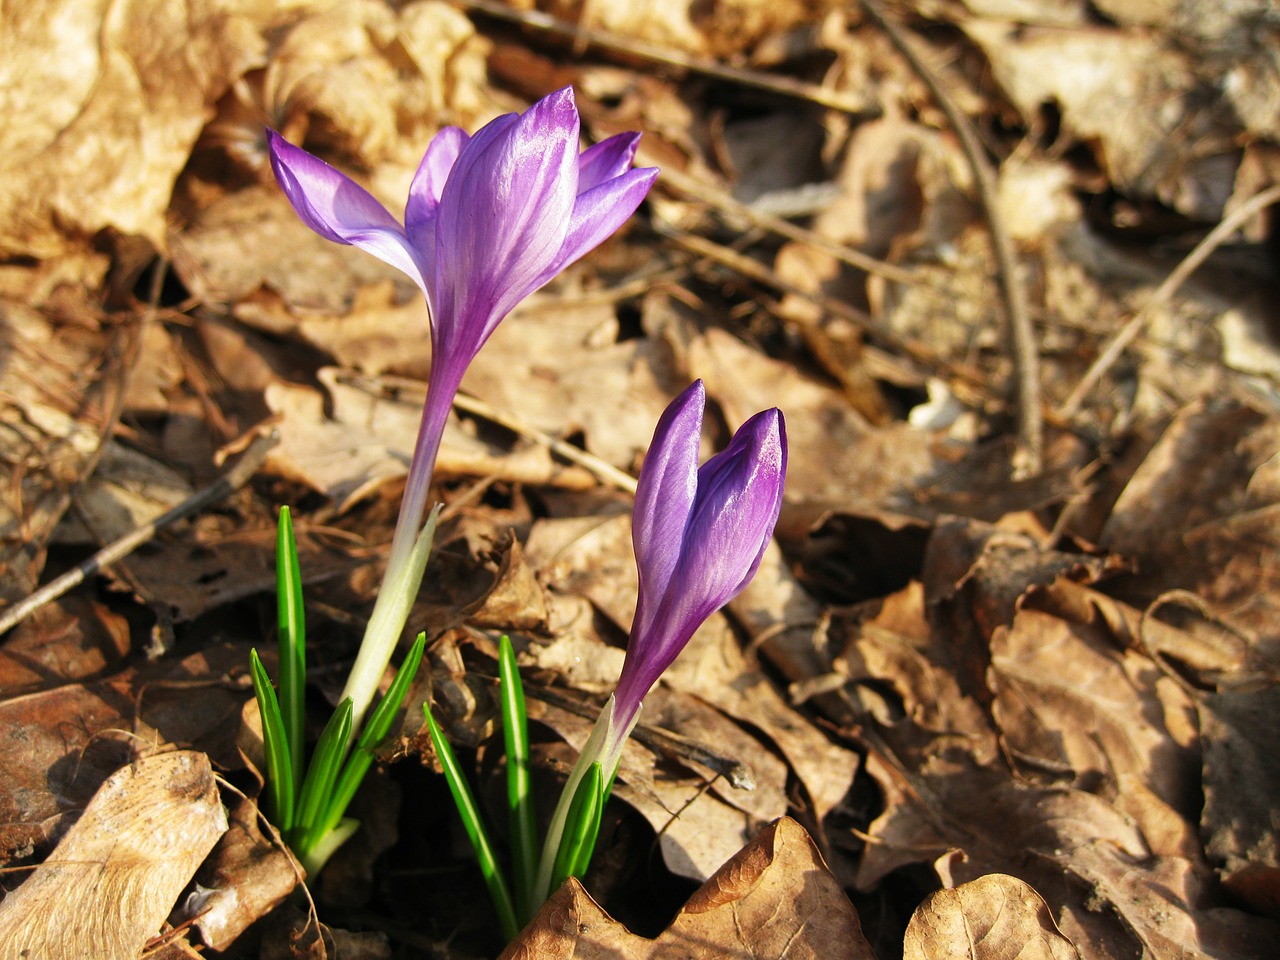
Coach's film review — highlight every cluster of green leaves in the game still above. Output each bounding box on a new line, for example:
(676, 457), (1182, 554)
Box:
(250, 507), (425, 877)
(423, 636), (609, 938)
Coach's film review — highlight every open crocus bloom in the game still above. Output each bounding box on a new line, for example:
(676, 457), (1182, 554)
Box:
(267, 86), (657, 409)
(534, 380), (787, 899)
(267, 87), (658, 734)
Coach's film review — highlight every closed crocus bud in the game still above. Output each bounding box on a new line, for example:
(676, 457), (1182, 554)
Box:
(613, 379), (788, 732)
(266, 87), (657, 734)
(535, 381), (787, 900)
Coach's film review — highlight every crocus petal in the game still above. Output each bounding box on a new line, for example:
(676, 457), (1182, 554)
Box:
(553, 165), (659, 277)
(433, 89), (581, 352)
(677, 408), (787, 620)
(266, 130), (428, 291)
(577, 132), (641, 191)
(630, 381), (704, 643)
(405, 125), (470, 266)
(615, 404), (786, 719)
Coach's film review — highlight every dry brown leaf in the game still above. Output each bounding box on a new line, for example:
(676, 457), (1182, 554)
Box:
(171, 185), (416, 316)
(0, 298), (134, 603)
(1199, 685), (1280, 918)
(664, 611), (861, 824)
(903, 874), (1080, 960)
(463, 296), (680, 470)
(991, 582), (1201, 858)
(0, 644), (252, 863)
(108, 514), (287, 623)
(266, 0), (491, 166)
(1100, 399), (1280, 662)
(266, 367), (601, 510)
(500, 817), (875, 960)
(189, 797), (301, 952)
(0, 594), (130, 699)
(52, 440), (193, 546)
(963, 21), (1237, 220)
(688, 326), (935, 506)
(849, 574), (1280, 960)
(0, 751), (226, 960)
(0, 0), (265, 257)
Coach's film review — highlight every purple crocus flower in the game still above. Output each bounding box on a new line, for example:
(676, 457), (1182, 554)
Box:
(535, 380), (786, 899)
(613, 379), (787, 732)
(267, 87), (658, 732)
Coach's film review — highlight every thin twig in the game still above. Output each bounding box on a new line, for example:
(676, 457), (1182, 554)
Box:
(452, 392), (639, 494)
(0, 430), (279, 636)
(525, 682), (755, 789)
(655, 217), (990, 391)
(1057, 184), (1280, 420)
(335, 371), (639, 494)
(456, 0), (871, 114)
(861, 0), (1043, 475)
(654, 163), (918, 284)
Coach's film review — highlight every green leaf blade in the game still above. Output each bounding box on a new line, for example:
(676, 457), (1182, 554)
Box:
(316, 633), (428, 845)
(424, 702), (520, 941)
(294, 696), (354, 847)
(249, 648), (295, 830)
(276, 506), (306, 788)
(498, 635), (538, 923)
(549, 761), (604, 895)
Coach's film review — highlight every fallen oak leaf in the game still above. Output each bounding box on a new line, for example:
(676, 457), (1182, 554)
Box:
(500, 817), (875, 960)
(904, 874), (1080, 960)
(0, 750), (227, 960)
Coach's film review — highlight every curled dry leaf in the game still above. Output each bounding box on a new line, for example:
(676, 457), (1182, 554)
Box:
(0, 751), (227, 960)
(500, 817), (875, 960)
(962, 20), (1238, 220)
(0, 643), (253, 863)
(903, 874), (1080, 960)
(189, 797), (302, 952)
(0, 0), (264, 257)
(0, 298), (134, 603)
(1100, 399), (1280, 663)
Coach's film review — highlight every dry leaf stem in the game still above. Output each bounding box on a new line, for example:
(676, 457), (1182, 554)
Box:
(1057, 184), (1280, 419)
(655, 163), (917, 284)
(457, 0), (869, 114)
(527, 683), (755, 789)
(0, 430), (278, 636)
(861, 0), (1043, 475)
(336, 371), (639, 494)
(657, 220), (990, 393)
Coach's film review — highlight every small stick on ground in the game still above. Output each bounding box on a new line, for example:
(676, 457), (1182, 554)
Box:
(0, 429), (279, 636)
(337, 371), (640, 495)
(458, 0), (870, 114)
(656, 218), (991, 392)
(862, 0), (1043, 476)
(655, 163), (917, 285)
(1057, 184), (1280, 420)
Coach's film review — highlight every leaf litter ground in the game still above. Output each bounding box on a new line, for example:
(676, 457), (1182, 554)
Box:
(1, 1), (1279, 958)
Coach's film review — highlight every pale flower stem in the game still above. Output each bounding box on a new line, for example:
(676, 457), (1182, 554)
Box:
(533, 695), (639, 902)
(339, 377), (455, 736)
